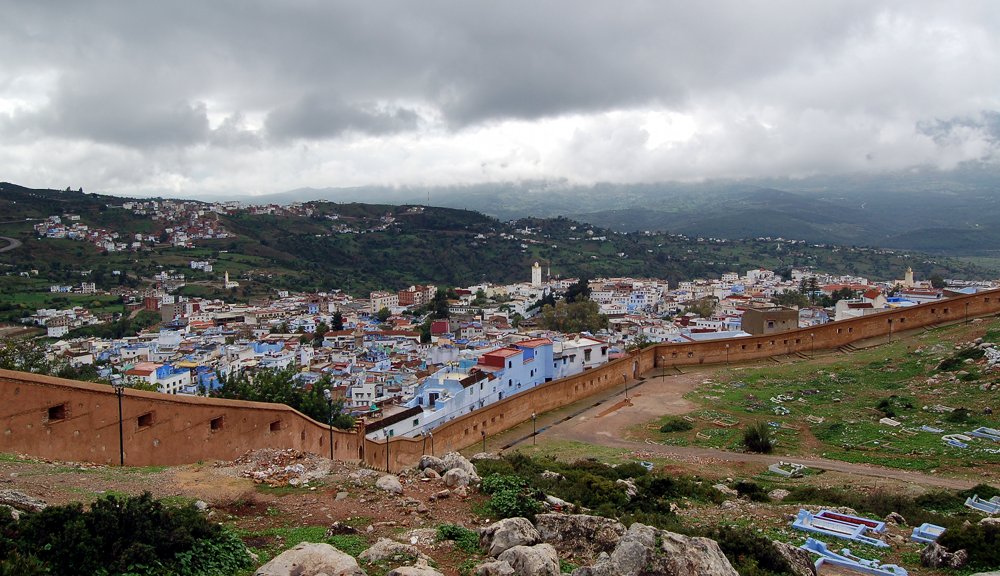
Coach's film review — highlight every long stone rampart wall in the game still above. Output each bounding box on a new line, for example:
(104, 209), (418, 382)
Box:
(2, 289), (998, 470)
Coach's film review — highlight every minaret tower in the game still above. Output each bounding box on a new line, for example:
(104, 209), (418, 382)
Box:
(531, 262), (542, 287)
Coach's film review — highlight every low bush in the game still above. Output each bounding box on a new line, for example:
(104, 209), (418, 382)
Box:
(0, 492), (252, 576)
(436, 524), (481, 554)
(700, 525), (793, 576)
(742, 422), (774, 454)
(480, 474), (541, 520)
(937, 522), (1000, 569)
(659, 418), (693, 433)
(734, 480), (769, 502)
(938, 347), (985, 371)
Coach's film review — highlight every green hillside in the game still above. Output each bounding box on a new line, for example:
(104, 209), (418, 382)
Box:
(0, 183), (995, 300)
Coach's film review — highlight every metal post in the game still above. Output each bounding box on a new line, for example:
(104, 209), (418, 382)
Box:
(429, 431), (434, 456)
(810, 333), (815, 357)
(481, 429), (486, 453)
(384, 431), (390, 472)
(421, 432), (427, 455)
(324, 389), (334, 460)
(113, 382), (125, 466)
(531, 412), (537, 445)
(725, 343), (730, 365)
(623, 374), (628, 400)
(888, 318), (893, 342)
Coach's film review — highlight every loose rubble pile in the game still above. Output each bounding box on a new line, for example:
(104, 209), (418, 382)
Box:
(222, 448), (335, 487)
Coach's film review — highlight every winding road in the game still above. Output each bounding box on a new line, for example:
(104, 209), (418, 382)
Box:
(0, 236), (22, 253)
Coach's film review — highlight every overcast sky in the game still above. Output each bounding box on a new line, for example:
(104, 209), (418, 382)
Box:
(2, 1), (1000, 198)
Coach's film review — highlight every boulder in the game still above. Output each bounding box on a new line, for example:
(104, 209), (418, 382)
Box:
(359, 538), (429, 564)
(713, 483), (738, 497)
(422, 468), (440, 479)
(418, 455), (446, 474)
(387, 559), (443, 576)
(884, 512), (906, 526)
(430, 489), (450, 501)
(193, 500), (208, 512)
(979, 516), (1000, 528)
(572, 524), (737, 576)
(443, 468), (470, 488)
(0, 504), (20, 521)
(768, 489), (790, 501)
(922, 542), (969, 569)
(480, 517), (540, 557)
(771, 540), (816, 576)
(650, 531), (739, 576)
(0, 490), (47, 513)
(442, 452), (478, 478)
(475, 560), (516, 575)
(615, 479), (638, 499)
(534, 513), (625, 558)
(254, 542), (366, 576)
(376, 475), (404, 495)
(497, 544), (560, 576)
(471, 452), (501, 461)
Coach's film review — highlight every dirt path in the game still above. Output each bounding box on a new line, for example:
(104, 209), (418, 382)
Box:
(540, 371), (981, 491)
(0, 236), (22, 253)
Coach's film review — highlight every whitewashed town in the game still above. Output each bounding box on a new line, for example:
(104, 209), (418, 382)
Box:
(22, 254), (996, 441)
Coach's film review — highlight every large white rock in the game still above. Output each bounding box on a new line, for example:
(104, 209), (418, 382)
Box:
(254, 542), (366, 576)
(475, 560), (516, 575)
(571, 523), (738, 576)
(480, 517), (540, 557)
(358, 538), (429, 564)
(443, 468), (470, 488)
(497, 543), (560, 576)
(534, 513), (625, 558)
(442, 452), (478, 478)
(387, 559), (443, 576)
(376, 475), (404, 495)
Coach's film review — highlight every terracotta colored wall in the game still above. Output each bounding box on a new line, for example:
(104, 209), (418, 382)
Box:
(0, 370), (361, 466)
(366, 290), (1000, 471)
(3, 290), (998, 471)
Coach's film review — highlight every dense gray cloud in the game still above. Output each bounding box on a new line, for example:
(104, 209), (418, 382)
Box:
(1, 1), (1000, 195)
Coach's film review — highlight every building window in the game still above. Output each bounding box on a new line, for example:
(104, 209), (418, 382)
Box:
(210, 416), (224, 431)
(137, 412), (154, 428)
(269, 420), (281, 432)
(47, 403), (67, 422)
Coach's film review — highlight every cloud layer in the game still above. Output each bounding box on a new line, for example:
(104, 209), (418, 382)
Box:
(2, 1), (1000, 196)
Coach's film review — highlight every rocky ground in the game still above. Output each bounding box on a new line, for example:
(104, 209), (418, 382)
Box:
(3, 447), (998, 575)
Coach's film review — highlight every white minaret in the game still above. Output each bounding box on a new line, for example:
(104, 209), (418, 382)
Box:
(531, 262), (542, 287)
(904, 267), (914, 288)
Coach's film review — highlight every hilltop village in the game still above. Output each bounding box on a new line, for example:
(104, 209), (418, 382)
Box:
(19, 237), (997, 441)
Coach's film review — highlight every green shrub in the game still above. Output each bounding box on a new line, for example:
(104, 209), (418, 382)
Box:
(436, 524), (481, 554)
(659, 418), (693, 433)
(1, 492), (251, 576)
(480, 474), (541, 519)
(742, 422), (774, 454)
(734, 481), (769, 502)
(702, 525), (793, 576)
(938, 522), (1000, 569)
(938, 347), (985, 371)
(945, 407), (973, 424)
(613, 462), (650, 480)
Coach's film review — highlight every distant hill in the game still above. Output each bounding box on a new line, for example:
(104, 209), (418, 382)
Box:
(242, 166), (1000, 257)
(0, 182), (995, 298)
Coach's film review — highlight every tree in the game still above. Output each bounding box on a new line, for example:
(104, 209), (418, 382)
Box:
(773, 289), (809, 308)
(929, 274), (946, 289)
(331, 311), (345, 331)
(564, 278), (592, 304)
(685, 297), (717, 318)
(312, 322), (328, 347)
(538, 299), (608, 333)
(376, 307), (391, 323)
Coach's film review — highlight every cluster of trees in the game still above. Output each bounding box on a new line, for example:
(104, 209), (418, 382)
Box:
(536, 279), (608, 334)
(0, 339), (107, 384)
(212, 367), (354, 428)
